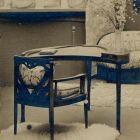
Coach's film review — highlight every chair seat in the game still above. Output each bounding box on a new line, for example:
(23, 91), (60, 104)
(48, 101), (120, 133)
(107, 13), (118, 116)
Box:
(55, 93), (86, 107)
(17, 82), (82, 107)
(55, 83), (85, 107)
(23, 82), (80, 99)
(56, 83), (80, 97)
(19, 64), (80, 97)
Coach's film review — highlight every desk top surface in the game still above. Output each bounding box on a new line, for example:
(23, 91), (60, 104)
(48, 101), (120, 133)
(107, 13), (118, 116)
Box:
(22, 45), (129, 64)
(22, 45), (106, 57)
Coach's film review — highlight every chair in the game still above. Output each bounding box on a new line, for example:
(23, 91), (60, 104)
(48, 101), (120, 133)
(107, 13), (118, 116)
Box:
(14, 56), (88, 140)
(96, 31), (140, 83)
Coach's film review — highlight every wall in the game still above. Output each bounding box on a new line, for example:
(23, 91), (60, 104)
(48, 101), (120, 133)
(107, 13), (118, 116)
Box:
(0, 20), (85, 86)
(125, 0), (140, 30)
(1, 1), (140, 86)
(125, 14), (140, 30)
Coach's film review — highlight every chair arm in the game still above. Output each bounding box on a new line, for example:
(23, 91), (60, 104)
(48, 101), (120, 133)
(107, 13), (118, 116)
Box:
(53, 73), (86, 83)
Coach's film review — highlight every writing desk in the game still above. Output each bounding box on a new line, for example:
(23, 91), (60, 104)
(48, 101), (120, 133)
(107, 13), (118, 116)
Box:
(22, 45), (129, 132)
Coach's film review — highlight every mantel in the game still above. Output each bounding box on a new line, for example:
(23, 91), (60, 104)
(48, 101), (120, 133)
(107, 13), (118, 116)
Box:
(0, 9), (85, 23)
(0, 8), (85, 12)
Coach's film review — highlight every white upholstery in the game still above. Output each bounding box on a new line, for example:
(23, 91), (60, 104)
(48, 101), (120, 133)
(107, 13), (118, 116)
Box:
(19, 64), (80, 97)
(56, 83), (80, 97)
(98, 31), (140, 69)
(19, 64), (45, 87)
(99, 31), (140, 52)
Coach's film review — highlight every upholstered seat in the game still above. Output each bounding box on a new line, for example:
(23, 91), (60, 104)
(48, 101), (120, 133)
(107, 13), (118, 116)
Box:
(19, 64), (80, 97)
(56, 83), (80, 97)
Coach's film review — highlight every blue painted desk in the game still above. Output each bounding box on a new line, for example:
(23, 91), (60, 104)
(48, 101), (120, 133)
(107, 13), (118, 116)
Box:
(22, 45), (129, 132)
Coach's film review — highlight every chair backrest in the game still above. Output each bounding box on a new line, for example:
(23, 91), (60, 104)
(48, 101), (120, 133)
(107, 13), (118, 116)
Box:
(14, 56), (54, 107)
(98, 31), (140, 52)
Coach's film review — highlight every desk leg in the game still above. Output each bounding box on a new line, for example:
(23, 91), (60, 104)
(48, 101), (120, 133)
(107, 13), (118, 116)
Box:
(87, 61), (92, 111)
(116, 64), (121, 132)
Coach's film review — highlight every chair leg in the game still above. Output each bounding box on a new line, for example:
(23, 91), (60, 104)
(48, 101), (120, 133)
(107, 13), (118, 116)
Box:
(21, 104), (25, 123)
(49, 107), (54, 140)
(14, 102), (18, 135)
(84, 103), (88, 128)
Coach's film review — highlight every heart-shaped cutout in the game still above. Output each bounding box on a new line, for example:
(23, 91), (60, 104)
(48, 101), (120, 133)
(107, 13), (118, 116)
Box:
(19, 64), (45, 88)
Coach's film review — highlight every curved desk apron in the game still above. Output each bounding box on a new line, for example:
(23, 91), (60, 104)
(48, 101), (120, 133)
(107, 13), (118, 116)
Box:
(22, 45), (129, 132)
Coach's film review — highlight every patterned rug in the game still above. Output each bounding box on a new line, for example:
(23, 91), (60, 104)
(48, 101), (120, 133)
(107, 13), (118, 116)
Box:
(0, 123), (119, 140)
